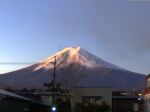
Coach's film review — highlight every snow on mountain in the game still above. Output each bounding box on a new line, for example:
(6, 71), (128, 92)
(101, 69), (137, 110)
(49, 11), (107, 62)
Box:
(0, 47), (146, 90)
(34, 47), (124, 71)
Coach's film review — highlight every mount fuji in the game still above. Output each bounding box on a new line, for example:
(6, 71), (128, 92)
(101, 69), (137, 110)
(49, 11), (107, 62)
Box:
(0, 47), (146, 90)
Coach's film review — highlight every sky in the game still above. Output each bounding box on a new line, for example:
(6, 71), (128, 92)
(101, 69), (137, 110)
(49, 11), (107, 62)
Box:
(0, 0), (150, 75)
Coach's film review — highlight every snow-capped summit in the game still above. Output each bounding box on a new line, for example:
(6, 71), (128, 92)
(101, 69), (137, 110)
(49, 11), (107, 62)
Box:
(34, 47), (123, 71)
(0, 47), (146, 90)
(34, 47), (81, 71)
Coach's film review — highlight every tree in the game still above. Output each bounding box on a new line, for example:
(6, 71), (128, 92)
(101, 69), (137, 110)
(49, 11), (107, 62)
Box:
(43, 81), (63, 93)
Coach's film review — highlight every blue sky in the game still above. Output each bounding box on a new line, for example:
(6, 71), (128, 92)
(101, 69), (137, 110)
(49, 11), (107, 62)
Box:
(0, 0), (150, 74)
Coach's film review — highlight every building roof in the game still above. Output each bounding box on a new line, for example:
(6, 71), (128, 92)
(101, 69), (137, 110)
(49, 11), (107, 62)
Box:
(112, 96), (138, 99)
(0, 89), (33, 101)
(112, 91), (141, 99)
(0, 89), (49, 106)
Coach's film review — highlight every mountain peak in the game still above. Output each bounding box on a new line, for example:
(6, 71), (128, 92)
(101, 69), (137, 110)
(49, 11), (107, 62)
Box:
(0, 47), (145, 90)
(33, 47), (81, 71)
(34, 46), (124, 71)
(45, 46), (81, 61)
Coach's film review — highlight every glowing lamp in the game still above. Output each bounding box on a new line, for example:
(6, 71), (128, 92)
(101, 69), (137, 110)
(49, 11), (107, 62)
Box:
(51, 106), (57, 112)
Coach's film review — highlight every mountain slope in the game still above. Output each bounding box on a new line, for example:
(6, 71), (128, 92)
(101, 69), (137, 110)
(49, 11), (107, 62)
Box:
(0, 47), (146, 90)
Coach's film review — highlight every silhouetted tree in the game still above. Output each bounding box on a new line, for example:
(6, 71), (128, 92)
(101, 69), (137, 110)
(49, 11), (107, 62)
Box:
(43, 81), (63, 93)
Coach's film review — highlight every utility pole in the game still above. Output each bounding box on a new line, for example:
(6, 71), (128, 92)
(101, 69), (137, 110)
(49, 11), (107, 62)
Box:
(51, 56), (57, 112)
(53, 56), (56, 105)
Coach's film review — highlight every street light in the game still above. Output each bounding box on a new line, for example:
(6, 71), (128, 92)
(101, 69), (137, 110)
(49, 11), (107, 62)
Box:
(51, 106), (57, 112)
